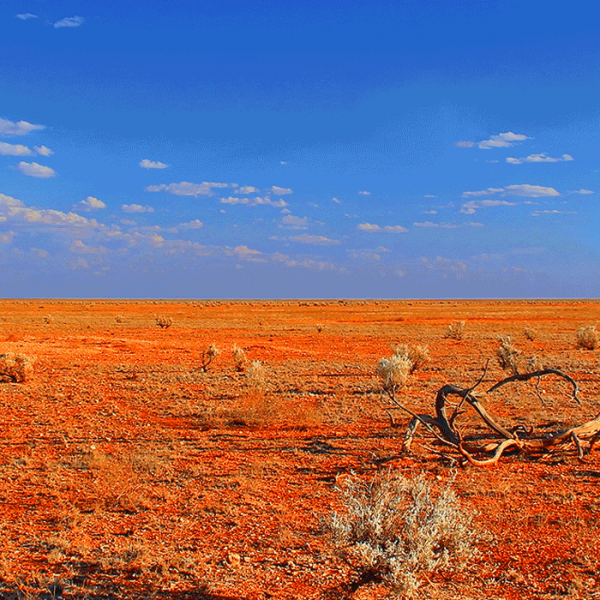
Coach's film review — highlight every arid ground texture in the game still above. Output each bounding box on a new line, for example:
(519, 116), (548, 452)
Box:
(0, 299), (599, 599)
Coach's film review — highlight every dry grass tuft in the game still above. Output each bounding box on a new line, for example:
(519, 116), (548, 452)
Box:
(0, 353), (35, 383)
(576, 325), (598, 350)
(376, 354), (412, 391)
(155, 315), (173, 329)
(445, 320), (465, 340)
(523, 326), (536, 341)
(496, 335), (521, 375)
(199, 344), (220, 372)
(393, 344), (430, 373)
(329, 470), (480, 598)
(232, 344), (248, 372)
(246, 360), (267, 389)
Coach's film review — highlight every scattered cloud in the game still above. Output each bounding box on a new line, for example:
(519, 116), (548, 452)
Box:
(235, 186), (259, 194)
(74, 196), (107, 211)
(424, 194), (437, 198)
(570, 189), (593, 195)
(139, 159), (169, 169)
(5, 206), (98, 227)
(270, 185), (292, 195)
(531, 209), (576, 217)
(0, 117), (44, 136)
(122, 204), (154, 213)
(462, 184), (559, 199)
(281, 215), (308, 229)
(358, 191), (371, 195)
(221, 196), (288, 208)
(145, 181), (233, 197)
(424, 210), (438, 215)
(289, 234), (341, 245)
(54, 16), (85, 28)
(0, 142), (33, 156)
(332, 197), (342, 204)
(0, 193), (25, 208)
(413, 221), (460, 228)
(460, 200), (517, 214)
(17, 161), (56, 178)
(504, 184), (559, 197)
(16, 13), (37, 20)
(507, 153), (573, 164)
(178, 219), (204, 229)
(456, 131), (529, 150)
(358, 222), (408, 233)
(34, 145), (53, 156)
(70, 240), (108, 255)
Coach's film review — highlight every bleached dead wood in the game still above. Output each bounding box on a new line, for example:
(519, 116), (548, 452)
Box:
(384, 368), (600, 466)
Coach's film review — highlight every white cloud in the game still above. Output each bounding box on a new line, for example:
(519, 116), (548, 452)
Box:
(0, 193), (25, 208)
(281, 215), (308, 229)
(74, 196), (107, 211)
(358, 222), (407, 233)
(122, 204), (154, 213)
(54, 16), (85, 28)
(145, 181), (233, 197)
(0, 232), (15, 244)
(570, 189), (593, 195)
(34, 145), (53, 156)
(221, 196), (288, 208)
(424, 210), (438, 215)
(270, 185), (293, 195)
(531, 209), (576, 217)
(462, 188), (505, 198)
(6, 206), (98, 227)
(413, 221), (459, 228)
(332, 197), (342, 204)
(16, 13), (37, 20)
(179, 219), (204, 229)
(0, 142), (33, 156)
(17, 161), (56, 178)
(358, 190), (371, 195)
(504, 184), (559, 197)
(236, 186), (259, 194)
(139, 159), (169, 169)
(460, 199), (517, 214)
(462, 184), (559, 199)
(70, 240), (108, 255)
(0, 118), (44, 136)
(507, 153), (573, 164)
(358, 222), (381, 232)
(424, 194), (437, 198)
(289, 234), (341, 245)
(456, 132), (529, 150)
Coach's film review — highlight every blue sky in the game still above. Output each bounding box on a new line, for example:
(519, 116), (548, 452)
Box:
(1, 1), (599, 298)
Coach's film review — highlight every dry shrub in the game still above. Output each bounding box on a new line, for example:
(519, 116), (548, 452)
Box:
(0, 353), (35, 383)
(199, 344), (219, 372)
(523, 326), (536, 341)
(376, 355), (411, 391)
(445, 320), (465, 340)
(393, 344), (430, 374)
(329, 471), (480, 598)
(576, 326), (598, 350)
(232, 344), (248, 372)
(246, 360), (266, 389)
(155, 315), (173, 329)
(496, 335), (521, 375)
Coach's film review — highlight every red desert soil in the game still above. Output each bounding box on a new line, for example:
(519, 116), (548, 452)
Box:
(0, 299), (599, 599)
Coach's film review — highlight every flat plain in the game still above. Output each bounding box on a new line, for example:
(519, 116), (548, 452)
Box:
(0, 299), (599, 599)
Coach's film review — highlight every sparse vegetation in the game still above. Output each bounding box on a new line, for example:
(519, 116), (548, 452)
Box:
(0, 353), (35, 383)
(496, 335), (521, 374)
(246, 359), (267, 389)
(523, 326), (536, 341)
(576, 325), (598, 350)
(155, 315), (173, 329)
(376, 354), (412, 392)
(232, 344), (248, 372)
(392, 344), (430, 374)
(329, 470), (480, 598)
(445, 320), (465, 340)
(199, 343), (219, 371)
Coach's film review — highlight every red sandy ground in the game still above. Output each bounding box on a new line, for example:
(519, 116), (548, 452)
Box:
(0, 299), (598, 599)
